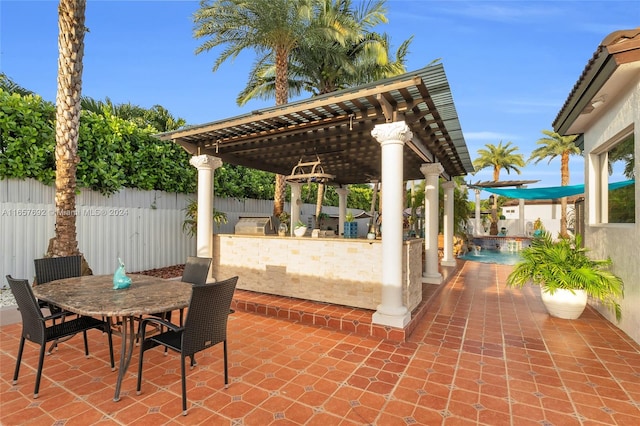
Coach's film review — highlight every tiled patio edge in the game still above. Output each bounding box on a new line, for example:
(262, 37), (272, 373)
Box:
(230, 262), (459, 342)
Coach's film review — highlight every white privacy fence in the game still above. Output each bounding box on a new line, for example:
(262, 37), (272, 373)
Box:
(1, 179), (344, 288)
(1, 179), (196, 286)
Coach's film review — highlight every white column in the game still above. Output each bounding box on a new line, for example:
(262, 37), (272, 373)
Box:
(441, 181), (456, 267)
(189, 155), (222, 280)
(518, 186), (526, 236)
(421, 163), (444, 284)
(335, 187), (349, 237)
(370, 122), (412, 328)
(475, 189), (482, 236)
(289, 182), (302, 236)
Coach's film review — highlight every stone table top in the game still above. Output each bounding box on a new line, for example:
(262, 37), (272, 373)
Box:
(32, 274), (192, 317)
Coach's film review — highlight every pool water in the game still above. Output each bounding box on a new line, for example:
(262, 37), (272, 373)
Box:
(458, 249), (523, 265)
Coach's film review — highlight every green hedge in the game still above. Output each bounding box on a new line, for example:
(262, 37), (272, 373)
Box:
(0, 89), (374, 207)
(0, 89), (196, 195)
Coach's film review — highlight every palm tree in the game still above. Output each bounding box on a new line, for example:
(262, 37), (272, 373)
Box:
(232, 0), (411, 220)
(473, 141), (526, 182)
(236, 1), (411, 103)
(49, 0), (87, 258)
(0, 73), (34, 96)
(529, 129), (580, 237)
(473, 141), (525, 234)
(194, 0), (319, 218)
(81, 97), (186, 132)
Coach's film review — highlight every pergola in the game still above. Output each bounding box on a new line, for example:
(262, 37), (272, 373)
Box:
(158, 63), (473, 328)
(158, 63), (472, 183)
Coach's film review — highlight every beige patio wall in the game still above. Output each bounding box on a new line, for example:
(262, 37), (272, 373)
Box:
(212, 234), (423, 311)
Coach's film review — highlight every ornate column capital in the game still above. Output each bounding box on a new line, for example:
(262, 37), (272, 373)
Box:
(335, 187), (349, 196)
(441, 180), (456, 190)
(420, 162), (444, 177)
(189, 154), (222, 170)
(371, 122), (413, 145)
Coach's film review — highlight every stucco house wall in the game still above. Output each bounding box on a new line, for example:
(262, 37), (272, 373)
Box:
(582, 79), (639, 343)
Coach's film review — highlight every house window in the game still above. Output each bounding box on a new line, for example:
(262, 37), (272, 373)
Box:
(598, 131), (635, 224)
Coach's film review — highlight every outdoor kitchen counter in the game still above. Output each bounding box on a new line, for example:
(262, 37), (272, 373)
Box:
(212, 234), (423, 311)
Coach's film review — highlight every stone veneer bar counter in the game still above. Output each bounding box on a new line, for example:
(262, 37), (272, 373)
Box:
(213, 234), (424, 312)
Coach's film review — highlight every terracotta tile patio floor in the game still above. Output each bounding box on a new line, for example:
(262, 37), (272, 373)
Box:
(1, 260), (639, 425)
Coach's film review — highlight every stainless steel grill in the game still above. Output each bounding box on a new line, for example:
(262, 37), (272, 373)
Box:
(234, 216), (276, 235)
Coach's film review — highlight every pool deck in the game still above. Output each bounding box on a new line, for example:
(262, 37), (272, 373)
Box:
(1, 260), (639, 425)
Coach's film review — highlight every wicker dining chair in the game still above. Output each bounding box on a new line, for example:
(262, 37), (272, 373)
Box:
(33, 255), (82, 314)
(136, 276), (238, 416)
(176, 256), (212, 324)
(33, 255), (84, 352)
(136, 256), (212, 345)
(6, 275), (115, 399)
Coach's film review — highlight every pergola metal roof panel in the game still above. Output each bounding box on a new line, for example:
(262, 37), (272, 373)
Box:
(157, 64), (474, 185)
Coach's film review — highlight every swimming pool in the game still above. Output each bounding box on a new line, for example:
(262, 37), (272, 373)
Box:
(458, 249), (523, 265)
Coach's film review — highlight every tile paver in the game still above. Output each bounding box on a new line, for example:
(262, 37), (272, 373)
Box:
(1, 260), (639, 425)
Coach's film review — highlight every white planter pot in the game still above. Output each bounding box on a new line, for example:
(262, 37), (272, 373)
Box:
(293, 226), (307, 237)
(540, 288), (588, 319)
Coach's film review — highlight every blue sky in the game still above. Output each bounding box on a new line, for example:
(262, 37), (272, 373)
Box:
(1, 0), (638, 191)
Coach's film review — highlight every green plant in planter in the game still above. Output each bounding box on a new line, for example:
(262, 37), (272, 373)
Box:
(278, 211), (290, 224)
(506, 231), (624, 320)
(295, 219), (306, 229)
(345, 211), (354, 222)
(317, 212), (330, 229)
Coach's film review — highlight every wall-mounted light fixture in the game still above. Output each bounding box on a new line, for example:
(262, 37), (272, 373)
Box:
(591, 96), (606, 109)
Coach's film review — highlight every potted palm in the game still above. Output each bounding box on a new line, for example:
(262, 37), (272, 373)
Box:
(507, 232), (624, 320)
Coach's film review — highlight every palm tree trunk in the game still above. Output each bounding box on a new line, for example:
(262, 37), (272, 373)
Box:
(560, 152), (570, 237)
(272, 46), (290, 217)
(315, 183), (325, 227)
(49, 0), (86, 257)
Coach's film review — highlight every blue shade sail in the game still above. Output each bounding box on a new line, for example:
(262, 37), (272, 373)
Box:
(482, 180), (635, 200)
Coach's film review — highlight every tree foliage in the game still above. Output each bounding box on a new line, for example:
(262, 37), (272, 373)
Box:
(1, 88), (196, 195)
(0, 90), (57, 184)
(2, 75), (377, 205)
(408, 176), (471, 235)
(214, 164), (276, 200)
(236, 0), (413, 104)
(529, 129), (581, 237)
(473, 141), (526, 181)
(529, 130), (580, 184)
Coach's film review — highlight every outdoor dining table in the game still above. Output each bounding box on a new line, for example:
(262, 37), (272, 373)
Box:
(32, 274), (192, 402)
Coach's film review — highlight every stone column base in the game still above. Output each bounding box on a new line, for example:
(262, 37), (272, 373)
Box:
(372, 310), (411, 328)
(422, 273), (443, 284)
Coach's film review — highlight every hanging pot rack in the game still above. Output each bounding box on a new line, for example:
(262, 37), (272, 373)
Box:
(285, 155), (335, 184)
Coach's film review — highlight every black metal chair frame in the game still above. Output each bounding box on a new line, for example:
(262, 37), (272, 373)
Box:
(177, 256), (212, 324)
(136, 276), (238, 415)
(6, 275), (115, 399)
(34, 255), (82, 314)
(33, 255), (83, 352)
(136, 256), (212, 343)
